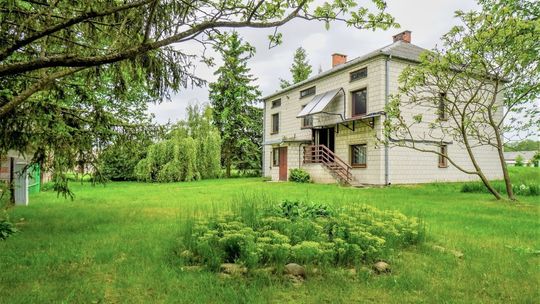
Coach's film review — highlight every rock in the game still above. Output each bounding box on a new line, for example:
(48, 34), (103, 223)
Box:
(284, 274), (304, 286)
(220, 263), (247, 275)
(284, 263), (306, 278)
(372, 261), (390, 274)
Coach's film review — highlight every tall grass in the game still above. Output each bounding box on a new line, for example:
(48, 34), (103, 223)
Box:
(461, 167), (539, 196)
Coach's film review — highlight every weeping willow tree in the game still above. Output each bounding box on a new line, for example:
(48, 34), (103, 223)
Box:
(135, 105), (221, 182)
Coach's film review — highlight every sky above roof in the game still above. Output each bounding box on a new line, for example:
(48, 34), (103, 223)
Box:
(147, 0), (479, 124)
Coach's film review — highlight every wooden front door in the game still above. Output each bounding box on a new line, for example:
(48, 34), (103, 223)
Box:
(279, 147), (288, 181)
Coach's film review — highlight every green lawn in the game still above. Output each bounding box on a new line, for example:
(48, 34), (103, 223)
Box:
(1, 168), (539, 303)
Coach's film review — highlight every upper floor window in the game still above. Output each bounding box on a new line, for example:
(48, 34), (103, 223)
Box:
(352, 88), (367, 116)
(350, 67), (367, 82)
(438, 93), (447, 120)
(351, 144), (367, 168)
(271, 113), (279, 134)
(300, 86), (316, 99)
(301, 105), (313, 128)
(271, 99), (281, 108)
(439, 144), (448, 168)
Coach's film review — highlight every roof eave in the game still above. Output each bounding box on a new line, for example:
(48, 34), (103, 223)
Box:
(262, 53), (421, 101)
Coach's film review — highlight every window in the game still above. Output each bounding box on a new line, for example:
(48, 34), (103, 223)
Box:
(272, 148), (280, 166)
(350, 67), (367, 82)
(271, 99), (281, 108)
(438, 93), (447, 120)
(350, 144), (367, 168)
(300, 86), (316, 98)
(271, 113), (279, 134)
(301, 105), (313, 128)
(439, 145), (448, 168)
(352, 88), (367, 116)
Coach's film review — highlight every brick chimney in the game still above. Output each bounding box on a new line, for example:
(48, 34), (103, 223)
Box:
(392, 30), (411, 43)
(332, 53), (347, 67)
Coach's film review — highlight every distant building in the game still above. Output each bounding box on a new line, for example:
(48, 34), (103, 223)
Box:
(1, 150), (46, 205)
(503, 151), (537, 166)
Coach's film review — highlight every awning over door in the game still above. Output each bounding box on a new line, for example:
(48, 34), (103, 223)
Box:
(296, 88), (342, 118)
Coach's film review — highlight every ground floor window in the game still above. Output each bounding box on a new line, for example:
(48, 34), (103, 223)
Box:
(350, 144), (367, 168)
(272, 148), (280, 166)
(439, 145), (448, 168)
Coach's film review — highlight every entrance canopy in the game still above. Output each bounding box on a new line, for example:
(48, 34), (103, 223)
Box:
(296, 88), (342, 118)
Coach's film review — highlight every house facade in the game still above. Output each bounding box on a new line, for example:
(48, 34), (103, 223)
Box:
(262, 31), (503, 185)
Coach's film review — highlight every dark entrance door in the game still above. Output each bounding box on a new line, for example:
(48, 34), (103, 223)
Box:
(279, 147), (288, 181)
(315, 127), (335, 152)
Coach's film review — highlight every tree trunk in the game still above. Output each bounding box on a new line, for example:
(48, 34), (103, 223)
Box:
(477, 171), (503, 200)
(225, 162), (231, 178)
(460, 126), (503, 200)
(487, 105), (516, 201)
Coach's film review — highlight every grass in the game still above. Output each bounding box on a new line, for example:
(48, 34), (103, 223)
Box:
(461, 167), (540, 196)
(0, 169), (539, 303)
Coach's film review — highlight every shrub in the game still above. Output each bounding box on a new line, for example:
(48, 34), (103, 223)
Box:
(515, 155), (524, 167)
(461, 181), (539, 196)
(288, 168), (311, 183)
(177, 200), (424, 271)
(0, 219), (17, 240)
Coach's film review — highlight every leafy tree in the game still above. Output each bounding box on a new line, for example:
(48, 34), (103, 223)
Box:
(0, 1), (396, 193)
(135, 104), (221, 182)
(209, 32), (262, 177)
(385, 0), (539, 200)
(99, 125), (160, 181)
(504, 140), (540, 152)
(280, 47), (313, 89)
(235, 105), (263, 175)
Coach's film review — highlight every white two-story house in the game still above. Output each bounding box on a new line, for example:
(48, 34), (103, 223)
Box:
(262, 31), (503, 185)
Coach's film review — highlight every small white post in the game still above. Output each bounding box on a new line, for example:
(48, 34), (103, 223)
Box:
(14, 163), (28, 206)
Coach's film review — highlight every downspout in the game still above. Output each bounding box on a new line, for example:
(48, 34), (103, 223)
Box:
(384, 55), (391, 185)
(262, 101), (266, 177)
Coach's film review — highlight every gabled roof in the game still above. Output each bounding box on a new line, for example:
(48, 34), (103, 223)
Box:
(262, 41), (428, 101)
(503, 151), (537, 161)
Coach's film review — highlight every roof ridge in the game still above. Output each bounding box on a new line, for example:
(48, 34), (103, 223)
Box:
(262, 41), (427, 100)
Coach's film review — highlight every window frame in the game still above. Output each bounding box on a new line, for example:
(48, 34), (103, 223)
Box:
(438, 93), (448, 121)
(272, 148), (280, 167)
(350, 67), (368, 82)
(439, 144), (448, 168)
(350, 144), (367, 168)
(300, 86), (316, 99)
(271, 98), (281, 108)
(271, 113), (279, 134)
(300, 105), (313, 129)
(351, 88), (368, 117)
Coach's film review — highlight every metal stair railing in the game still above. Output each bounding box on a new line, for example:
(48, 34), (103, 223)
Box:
(303, 144), (353, 184)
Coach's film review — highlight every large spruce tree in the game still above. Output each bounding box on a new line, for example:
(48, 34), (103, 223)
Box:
(209, 32), (262, 177)
(280, 47), (313, 89)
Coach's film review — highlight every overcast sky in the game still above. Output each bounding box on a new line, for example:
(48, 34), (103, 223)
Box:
(147, 0), (480, 124)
